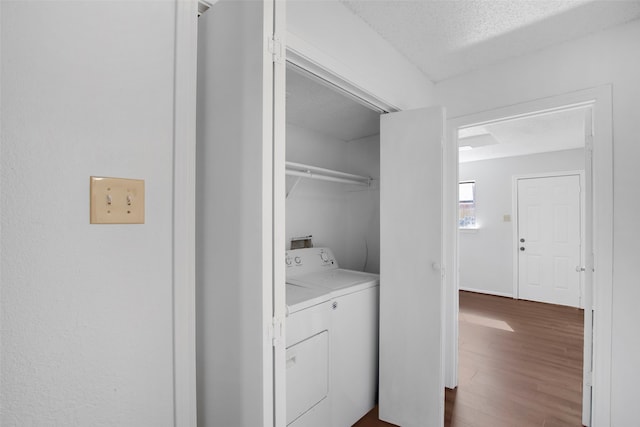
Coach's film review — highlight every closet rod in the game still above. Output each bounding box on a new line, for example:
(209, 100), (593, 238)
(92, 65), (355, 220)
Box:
(285, 170), (370, 186)
(285, 161), (371, 186)
(285, 162), (370, 182)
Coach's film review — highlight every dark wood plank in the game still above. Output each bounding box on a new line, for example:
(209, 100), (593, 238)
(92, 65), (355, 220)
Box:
(353, 291), (584, 427)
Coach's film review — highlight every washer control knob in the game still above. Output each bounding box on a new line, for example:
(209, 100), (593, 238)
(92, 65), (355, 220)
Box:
(320, 253), (329, 262)
(294, 256), (301, 264)
(285, 256), (292, 266)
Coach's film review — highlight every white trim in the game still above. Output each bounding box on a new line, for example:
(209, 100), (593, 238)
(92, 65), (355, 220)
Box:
(511, 174), (518, 301)
(443, 113), (459, 389)
(260, 3), (277, 426)
(272, 2), (287, 426)
(581, 106), (594, 427)
(459, 287), (513, 299)
(457, 100), (595, 130)
(445, 85), (613, 425)
(173, 1), (198, 425)
(590, 86), (613, 427)
(511, 170), (586, 307)
(510, 170), (585, 180)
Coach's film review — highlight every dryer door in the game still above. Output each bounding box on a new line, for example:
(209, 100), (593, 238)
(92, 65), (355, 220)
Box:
(286, 331), (329, 425)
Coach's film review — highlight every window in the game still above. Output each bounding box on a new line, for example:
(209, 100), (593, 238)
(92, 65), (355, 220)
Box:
(459, 181), (476, 229)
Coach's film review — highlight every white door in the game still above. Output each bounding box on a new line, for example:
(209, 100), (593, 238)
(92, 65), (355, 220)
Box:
(196, 1), (285, 426)
(517, 174), (582, 307)
(379, 107), (444, 427)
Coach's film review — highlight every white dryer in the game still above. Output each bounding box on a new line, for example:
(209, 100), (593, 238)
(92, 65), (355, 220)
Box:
(286, 248), (380, 427)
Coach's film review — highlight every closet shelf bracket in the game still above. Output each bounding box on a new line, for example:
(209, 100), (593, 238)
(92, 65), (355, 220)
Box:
(286, 176), (302, 199)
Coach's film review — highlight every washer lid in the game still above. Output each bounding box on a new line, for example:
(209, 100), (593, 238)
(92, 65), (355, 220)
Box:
(288, 269), (379, 298)
(286, 283), (331, 314)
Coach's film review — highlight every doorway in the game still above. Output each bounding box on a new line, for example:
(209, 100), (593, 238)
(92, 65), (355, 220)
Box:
(445, 87), (613, 427)
(453, 106), (588, 425)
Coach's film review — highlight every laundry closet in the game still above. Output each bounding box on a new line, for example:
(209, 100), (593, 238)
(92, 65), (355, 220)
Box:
(283, 65), (381, 427)
(285, 66), (381, 272)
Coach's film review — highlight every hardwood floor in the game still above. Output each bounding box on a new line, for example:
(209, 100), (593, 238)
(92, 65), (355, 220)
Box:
(353, 291), (584, 427)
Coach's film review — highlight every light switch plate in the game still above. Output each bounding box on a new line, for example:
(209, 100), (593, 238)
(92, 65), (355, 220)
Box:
(90, 177), (145, 224)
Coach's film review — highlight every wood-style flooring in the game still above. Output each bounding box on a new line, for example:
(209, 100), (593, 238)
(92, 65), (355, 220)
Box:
(353, 291), (584, 427)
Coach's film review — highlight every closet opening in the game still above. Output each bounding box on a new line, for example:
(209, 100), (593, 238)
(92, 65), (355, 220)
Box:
(282, 60), (384, 427)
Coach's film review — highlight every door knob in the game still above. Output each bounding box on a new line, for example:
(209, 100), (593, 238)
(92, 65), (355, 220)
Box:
(520, 247), (525, 251)
(576, 266), (586, 272)
(520, 238), (525, 243)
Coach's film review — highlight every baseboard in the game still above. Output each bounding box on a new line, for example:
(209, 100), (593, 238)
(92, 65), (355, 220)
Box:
(459, 286), (513, 298)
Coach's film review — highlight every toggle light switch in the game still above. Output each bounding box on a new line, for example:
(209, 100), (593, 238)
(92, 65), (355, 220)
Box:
(90, 176), (145, 224)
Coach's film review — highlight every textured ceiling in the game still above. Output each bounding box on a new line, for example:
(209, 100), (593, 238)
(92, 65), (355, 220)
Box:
(286, 67), (380, 142)
(341, 0), (640, 82)
(459, 107), (587, 163)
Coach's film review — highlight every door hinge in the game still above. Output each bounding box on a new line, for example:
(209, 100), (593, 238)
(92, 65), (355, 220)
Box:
(268, 36), (284, 64)
(270, 317), (284, 347)
(585, 132), (594, 153)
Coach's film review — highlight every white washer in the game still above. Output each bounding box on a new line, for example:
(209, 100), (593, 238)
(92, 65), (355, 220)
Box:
(286, 248), (380, 427)
(285, 283), (332, 427)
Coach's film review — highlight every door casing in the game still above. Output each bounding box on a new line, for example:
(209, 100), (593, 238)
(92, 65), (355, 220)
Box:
(445, 87), (613, 426)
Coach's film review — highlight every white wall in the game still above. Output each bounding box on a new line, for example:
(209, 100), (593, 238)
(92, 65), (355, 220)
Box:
(286, 126), (380, 273)
(458, 149), (584, 297)
(286, 124), (351, 259)
(1, 2), (176, 425)
(434, 19), (640, 425)
(287, 0), (434, 110)
(345, 135), (380, 274)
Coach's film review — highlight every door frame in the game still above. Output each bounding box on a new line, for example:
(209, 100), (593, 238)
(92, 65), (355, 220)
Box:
(512, 171), (586, 306)
(445, 86), (613, 425)
(174, 1), (284, 426)
(173, 1), (199, 425)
